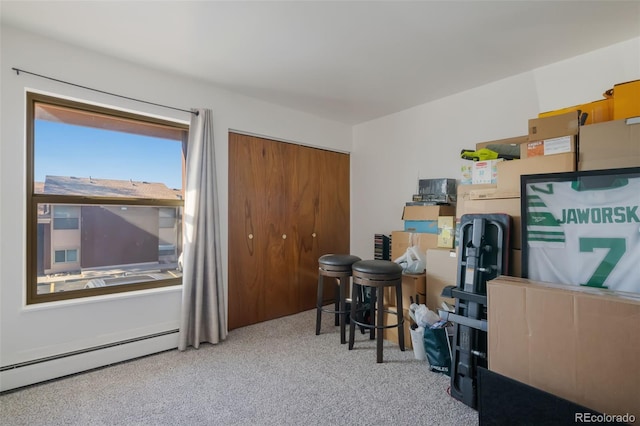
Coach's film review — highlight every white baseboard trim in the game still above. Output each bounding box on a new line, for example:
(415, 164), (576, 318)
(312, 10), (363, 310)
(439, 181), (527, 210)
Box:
(0, 331), (179, 392)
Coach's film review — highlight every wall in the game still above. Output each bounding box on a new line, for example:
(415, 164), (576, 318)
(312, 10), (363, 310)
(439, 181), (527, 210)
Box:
(2, 24), (638, 391)
(0, 25), (352, 391)
(350, 37), (640, 260)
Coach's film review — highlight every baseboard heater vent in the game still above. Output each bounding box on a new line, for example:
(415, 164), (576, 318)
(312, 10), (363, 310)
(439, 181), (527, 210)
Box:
(0, 329), (179, 372)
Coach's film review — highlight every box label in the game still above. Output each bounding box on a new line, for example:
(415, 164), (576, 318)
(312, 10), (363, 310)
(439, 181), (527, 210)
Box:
(543, 135), (573, 155)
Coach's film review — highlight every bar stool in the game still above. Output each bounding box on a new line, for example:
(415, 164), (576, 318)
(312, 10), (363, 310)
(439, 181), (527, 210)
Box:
(316, 254), (362, 344)
(349, 259), (405, 363)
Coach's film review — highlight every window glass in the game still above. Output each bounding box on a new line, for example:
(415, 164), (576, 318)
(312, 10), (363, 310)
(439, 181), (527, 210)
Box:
(159, 207), (177, 228)
(28, 93), (187, 303)
(53, 205), (80, 229)
(67, 249), (78, 262)
(54, 250), (66, 263)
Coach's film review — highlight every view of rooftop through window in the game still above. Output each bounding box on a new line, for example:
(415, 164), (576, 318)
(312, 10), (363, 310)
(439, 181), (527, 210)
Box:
(35, 120), (183, 192)
(28, 95), (187, 302)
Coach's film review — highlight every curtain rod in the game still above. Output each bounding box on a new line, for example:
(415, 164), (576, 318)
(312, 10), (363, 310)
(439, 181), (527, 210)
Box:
(11, 67), (198, 116)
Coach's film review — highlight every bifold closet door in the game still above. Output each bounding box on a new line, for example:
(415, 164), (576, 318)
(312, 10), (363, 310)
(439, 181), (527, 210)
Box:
(228, 132), (350, 330)
(228, 133), (297, 330)
(294, 146), (351, 310)
(316, 148), (350, 306)
(291, 145), (321, 312)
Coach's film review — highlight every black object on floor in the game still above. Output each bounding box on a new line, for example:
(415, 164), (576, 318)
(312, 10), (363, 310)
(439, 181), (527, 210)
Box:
(477, 367), (630, 426)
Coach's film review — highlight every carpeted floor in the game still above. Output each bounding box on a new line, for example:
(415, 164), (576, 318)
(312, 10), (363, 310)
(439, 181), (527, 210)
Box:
(0, 308), (478, 425)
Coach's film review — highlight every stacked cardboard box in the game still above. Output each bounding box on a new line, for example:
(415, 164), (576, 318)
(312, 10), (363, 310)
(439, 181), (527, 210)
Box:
(382, 306), (413, 350)
(538, 98), (613, 125)
(457, 113), (578, 274)
(392, 204), (456, 260)
(382, 272), (427, 350)
(387, 204), (455, 348)
(384, 273), (426, 313)
(536, 79), (639, 125)
(402, 205), (455, 233)
(425, 248), (457, 311)
(612, 79), (640, 120)
(488, 276), (640, 418)
(524, 110), (579, 163)
(579, 117), (640, 170)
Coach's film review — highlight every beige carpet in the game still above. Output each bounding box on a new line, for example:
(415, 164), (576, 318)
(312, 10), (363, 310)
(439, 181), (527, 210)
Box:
(0, 308), (478, 425)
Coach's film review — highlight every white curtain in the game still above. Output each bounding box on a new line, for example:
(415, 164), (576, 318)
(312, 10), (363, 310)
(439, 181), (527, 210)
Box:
(178, 108), (227, 350)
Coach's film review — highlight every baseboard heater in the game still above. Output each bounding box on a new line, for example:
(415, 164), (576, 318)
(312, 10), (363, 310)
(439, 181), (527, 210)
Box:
(1, 329), (179, 392)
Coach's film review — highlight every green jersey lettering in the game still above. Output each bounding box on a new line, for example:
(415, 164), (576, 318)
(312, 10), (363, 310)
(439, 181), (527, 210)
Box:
(579, 237), (626, 289)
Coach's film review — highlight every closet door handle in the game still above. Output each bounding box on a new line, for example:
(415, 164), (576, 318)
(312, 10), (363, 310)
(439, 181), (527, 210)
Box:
(282, 234), (287, 239)
(248, 233), (254, 240)
(312, 233), (317, 238)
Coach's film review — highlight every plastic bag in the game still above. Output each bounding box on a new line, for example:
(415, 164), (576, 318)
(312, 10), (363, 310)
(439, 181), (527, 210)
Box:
(423, 323), (451, 376)
(413, 304), (440, 328)
(394, 246), (426, 274)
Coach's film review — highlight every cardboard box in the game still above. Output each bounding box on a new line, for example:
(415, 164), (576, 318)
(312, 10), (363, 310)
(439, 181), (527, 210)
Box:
(456, 194), (521, 250)
(383, 306), (413, 349)
(402, 205), (456, 221)
(453, 184), (498, 247)
(496, 152), (576, 194)
(410, 272), (427, 296)
(488, 276), (640, 418)
(472, 159), (504, 184)
(425, 248), (457, 312)
(521, 135), (576, 159)
(468, 187), (520, 200)
(384, 273), (426, 311)
(437, 216), (455, 248)
(581, 98), (614, 124)
(404, 220), (438, 233)
(397, 205), (456, 255)
(391, 231), (438, 261)
(528, 110), (580, 141)
(539, 98), (613, 125)
(456, 184), (497, 205)
(613, 79), (640, 120)
(579, 117), (640, 170)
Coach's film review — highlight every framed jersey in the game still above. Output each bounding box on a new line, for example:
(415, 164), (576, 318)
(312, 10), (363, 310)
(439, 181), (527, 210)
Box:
(521, 167), (640, 294)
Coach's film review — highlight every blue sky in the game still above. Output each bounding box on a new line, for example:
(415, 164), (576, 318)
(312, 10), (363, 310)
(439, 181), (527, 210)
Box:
(35, 120), (183, 190)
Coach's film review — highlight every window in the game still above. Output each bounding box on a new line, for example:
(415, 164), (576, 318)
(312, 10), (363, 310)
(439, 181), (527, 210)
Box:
(54, 249), (78, 264)
(27, 92), (188, 304)
(159, 207), (177, 228)
(52, 205), (79, 229)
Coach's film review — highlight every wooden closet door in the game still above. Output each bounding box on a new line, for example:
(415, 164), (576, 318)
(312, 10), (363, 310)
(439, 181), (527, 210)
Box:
(228, 133), (350, 330)
(228, 133), (296, 330)
(292, 145), (321, 311)
(316, 149), (350, 304)
(317, 149), (350, 253)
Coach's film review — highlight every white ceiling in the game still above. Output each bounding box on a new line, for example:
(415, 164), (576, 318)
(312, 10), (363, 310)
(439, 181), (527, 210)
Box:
(2, 1), (639, 124)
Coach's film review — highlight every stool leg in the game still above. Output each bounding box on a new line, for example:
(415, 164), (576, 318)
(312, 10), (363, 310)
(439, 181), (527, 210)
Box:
(316, 273), (324, 335)
(376, 286), (385, 363)
(396, 281), (405, 352)
(334, 278), (340, 326)
(348, 280), (358, 350)
(369, 288), (376, 340)
(339, 276), (348, 344)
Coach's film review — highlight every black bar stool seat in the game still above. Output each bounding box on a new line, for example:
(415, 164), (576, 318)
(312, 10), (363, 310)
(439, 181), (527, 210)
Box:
(316, 254), (361, 344)
(349, 259), (405, 363)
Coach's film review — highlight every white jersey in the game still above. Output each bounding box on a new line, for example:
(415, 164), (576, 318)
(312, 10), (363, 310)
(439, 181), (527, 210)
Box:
(525, 176), (640, 293)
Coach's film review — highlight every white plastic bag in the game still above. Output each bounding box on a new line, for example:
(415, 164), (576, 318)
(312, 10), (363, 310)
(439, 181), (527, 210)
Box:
(394, 246), (426, 274)
(413, 304), (441, 328)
